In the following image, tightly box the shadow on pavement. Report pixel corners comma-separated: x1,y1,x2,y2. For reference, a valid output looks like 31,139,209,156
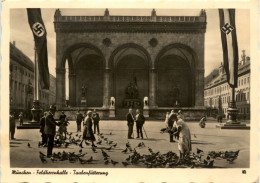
191,140,215,145
10,141,22,144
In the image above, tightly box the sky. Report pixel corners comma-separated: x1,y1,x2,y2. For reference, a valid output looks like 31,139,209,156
10,8,250,77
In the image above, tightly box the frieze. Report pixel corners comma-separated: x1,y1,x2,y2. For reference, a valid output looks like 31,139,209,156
54,22,206,33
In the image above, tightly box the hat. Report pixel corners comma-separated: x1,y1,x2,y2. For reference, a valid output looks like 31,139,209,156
87,110,92,115
49,105,56,111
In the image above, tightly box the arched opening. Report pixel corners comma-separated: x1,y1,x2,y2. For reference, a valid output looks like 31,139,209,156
157,55,192,107
75,54,104,107
155,43,197,107
115,54,149,108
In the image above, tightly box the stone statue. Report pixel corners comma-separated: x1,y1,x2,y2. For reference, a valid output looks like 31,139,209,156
81,84,87,98
144,96,148,106
125,77,139,99
110,97,115,107
172,82,180,106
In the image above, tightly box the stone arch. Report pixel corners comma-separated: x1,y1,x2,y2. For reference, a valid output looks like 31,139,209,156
60,43,106,74
155,43,198,107
108,43,152,69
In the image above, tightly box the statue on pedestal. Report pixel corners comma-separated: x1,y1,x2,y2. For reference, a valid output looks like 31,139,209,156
110,97,115,107
172,82,180,107
123,74,141,108
144,96,148,107
81,84,87,98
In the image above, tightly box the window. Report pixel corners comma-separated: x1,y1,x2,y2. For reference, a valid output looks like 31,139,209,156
10,64,13,72
248,77,250,84
238,80,240,86
241,79,243,85
244,78,246,84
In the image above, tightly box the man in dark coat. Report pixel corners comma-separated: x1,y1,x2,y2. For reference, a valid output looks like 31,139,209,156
18,112,23,126
76,110,84,132
126,108,135,139
44,105,60,158
135,109,145,139
9,112,16,140
92,109,101,135
168,110,177,142
40,112,47,146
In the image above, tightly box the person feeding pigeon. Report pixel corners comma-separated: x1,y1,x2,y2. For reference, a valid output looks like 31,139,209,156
173,115,192,164
79,110,96,148
58,111,69,139
44,105,60,158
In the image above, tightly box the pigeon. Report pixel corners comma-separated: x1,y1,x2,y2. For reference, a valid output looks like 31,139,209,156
104,138,108,141
106,146,112,151
100,135,104,139
40,155,47,163
126,142,130,148
206,155,210,160
112,143,117,148
79,144,83,148
79,149,83,154
104,159,110,165
27,143,31,148
122,161,130,167
197,148,203,154
39,151,46,157
227,157,237,163
101,150,110,158
75,134,78,137
85,141,90,146
65,142,69,148
50,157,57,162
126,155,131,161
208,160,214,167
110,132,112,135
108,141,113,145
78,157,87,164
122,148,128,153
111,159,119,165
92,147,97,153
97,140,102,145
194,134,197,138
148,147,153,154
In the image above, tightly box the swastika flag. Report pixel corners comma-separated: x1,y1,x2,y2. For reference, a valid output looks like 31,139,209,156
219,9,238,88
27,8,50,89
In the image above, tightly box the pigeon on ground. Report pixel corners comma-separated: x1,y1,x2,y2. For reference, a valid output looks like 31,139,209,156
101,149,110,158
92,147,97,153
97,140,102,145
194,134,197,138
197,148,203,154
39,151,46,157
112,143,117,148
27,143,31,148
104,159,110,165
122,161,130,167
106,146,112,151
110,132,112,135
79,149,82,154
111,159,119,165
122,148,128,153
40,155,47,163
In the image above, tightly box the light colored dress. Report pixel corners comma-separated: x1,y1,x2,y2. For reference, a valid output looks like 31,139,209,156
174,119,192,154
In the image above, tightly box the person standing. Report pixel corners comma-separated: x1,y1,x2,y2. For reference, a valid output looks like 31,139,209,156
40,112,47,146
75,110,84,132
79,111,96,147
135,109,145,139
9,112,16,140
18,112,23,126
58,111,69,139
168,110,177,142
92,109,100,135
173,115,192,164
126,108,135,139
44,105,60,158
199,116,206,128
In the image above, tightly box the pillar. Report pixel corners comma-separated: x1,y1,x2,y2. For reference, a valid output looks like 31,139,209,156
103,68,112,108
195,68,205,107
69,73,76,106
56,68,66,108
149,68,157,108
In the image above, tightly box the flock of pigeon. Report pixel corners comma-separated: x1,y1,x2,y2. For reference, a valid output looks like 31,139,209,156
36,131,240,168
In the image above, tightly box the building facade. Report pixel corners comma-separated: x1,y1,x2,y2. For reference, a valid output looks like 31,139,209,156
204,50,250,119
54,9,207,119
10,42,56,118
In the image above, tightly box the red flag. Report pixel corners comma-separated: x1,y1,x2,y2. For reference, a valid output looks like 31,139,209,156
219,9,239,88
27,8,50,89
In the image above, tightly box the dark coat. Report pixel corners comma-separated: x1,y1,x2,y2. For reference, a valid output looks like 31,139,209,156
168,113,177,126
9,115,15,131
127,113,134,126
92,112,100,124
83,117,95,141
44,112,59,136
76,112,84,124
40,116,46,133
135,114,145,126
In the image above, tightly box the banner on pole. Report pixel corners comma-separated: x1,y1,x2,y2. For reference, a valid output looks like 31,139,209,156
27,8,50,90
219,9,239,88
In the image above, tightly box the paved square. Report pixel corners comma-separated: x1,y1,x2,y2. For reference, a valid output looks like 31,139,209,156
10,120,250,168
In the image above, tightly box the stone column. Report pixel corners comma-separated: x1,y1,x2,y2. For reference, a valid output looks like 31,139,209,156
103,68,111,108
149,68,158,108
56,68,66,108
69,74,76,106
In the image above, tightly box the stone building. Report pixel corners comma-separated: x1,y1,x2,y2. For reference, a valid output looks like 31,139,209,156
204,50,250,119
54,9,207,120
9,42,56,118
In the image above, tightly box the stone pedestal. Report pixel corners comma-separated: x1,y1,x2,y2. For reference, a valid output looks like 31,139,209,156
143,106,149,118
17,100,42,129
81,97,87,107
216,101,250,130
109,106,115,118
